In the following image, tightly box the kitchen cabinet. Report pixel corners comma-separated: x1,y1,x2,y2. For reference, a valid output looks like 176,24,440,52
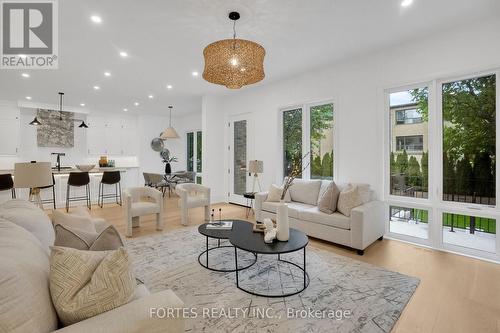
87,114,138,156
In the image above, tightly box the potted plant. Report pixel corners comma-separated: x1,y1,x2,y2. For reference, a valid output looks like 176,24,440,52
160,149,178,174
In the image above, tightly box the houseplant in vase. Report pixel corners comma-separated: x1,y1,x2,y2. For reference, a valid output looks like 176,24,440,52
160,149,178,174
277,152,310,241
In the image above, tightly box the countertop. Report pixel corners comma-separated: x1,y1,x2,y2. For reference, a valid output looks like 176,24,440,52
0,166,138,175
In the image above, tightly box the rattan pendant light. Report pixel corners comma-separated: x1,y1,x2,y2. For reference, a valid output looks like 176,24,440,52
203,11,265,89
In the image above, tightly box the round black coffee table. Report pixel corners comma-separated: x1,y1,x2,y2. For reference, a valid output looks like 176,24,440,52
198,220,257,272
229,221,309,297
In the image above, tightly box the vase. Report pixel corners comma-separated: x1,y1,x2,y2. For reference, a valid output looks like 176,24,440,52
165,163,172,175
276,200,290,241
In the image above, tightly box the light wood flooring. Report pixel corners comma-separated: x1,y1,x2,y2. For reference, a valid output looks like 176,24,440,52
67,195,500,333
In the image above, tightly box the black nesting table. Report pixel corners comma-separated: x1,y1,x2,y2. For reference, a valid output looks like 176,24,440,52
229,221,309,298
198,220,257,272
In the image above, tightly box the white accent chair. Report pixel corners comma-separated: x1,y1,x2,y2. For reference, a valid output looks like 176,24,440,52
175,183,210,226
123,187,164,237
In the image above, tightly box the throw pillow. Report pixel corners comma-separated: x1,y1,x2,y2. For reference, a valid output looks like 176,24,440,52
49,246,136,326
266,184,291,202
337,184,363,217
54,224,124,251
318,181,340,214
52,209,96,233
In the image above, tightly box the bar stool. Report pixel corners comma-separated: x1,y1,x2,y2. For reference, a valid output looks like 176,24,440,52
34,174,56,209
66,172,91,212
98,171,122,208
0,174,16,199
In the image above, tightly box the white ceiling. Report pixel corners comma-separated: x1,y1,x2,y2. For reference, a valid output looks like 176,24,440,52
0,0,499,116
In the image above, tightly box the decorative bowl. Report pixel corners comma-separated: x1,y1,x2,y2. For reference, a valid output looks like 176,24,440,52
75,164,95,172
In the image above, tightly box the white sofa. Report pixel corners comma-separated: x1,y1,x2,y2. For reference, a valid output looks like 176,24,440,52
0,199,184,333
255,180,385,254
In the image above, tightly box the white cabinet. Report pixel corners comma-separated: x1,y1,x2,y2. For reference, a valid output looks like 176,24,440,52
86,114,137,156
0,105,20,156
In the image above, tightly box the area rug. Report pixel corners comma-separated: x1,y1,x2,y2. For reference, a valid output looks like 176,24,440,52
126,226,419,333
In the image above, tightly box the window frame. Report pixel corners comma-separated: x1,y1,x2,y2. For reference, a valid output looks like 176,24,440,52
383,69,500,262
279,99,337,182
186,129,202,182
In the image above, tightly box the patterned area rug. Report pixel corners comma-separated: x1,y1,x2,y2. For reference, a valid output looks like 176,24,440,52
126,226,419,333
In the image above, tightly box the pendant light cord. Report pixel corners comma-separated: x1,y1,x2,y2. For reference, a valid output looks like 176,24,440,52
232,19,237,50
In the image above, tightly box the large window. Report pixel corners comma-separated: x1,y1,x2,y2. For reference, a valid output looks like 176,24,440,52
282,102,334,180
387,71,499,260
389,87,429,199
187,130,202,184
442,75,496,206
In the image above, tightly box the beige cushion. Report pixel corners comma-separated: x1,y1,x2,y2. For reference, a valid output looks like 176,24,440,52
72,206,109,231
0,199,55,253
337,184,363,217
288,179,322,205
0,219,58,332
299,207,351,230
50,246,136,326
261,201,315,218
54,224,124,251
266,184,291,202
131,202,160,217
53,209,97,233
317,181,340,214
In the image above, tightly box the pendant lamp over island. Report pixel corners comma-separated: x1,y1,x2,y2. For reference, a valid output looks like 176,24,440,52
160,105,180,139
28,92,89,128
202,11,265,89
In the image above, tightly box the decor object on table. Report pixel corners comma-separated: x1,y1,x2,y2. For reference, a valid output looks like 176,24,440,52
99,155,108,167
49,247,137,326
0,203,185,333
202,11,265,89
160,149,178,174
14,162,53,209
123,187,164,237
160,105,180,139
176,183,210,226
255,179,384,255
75,164,95,172
263,218,277,243
276,152,311,242
248,160,263,192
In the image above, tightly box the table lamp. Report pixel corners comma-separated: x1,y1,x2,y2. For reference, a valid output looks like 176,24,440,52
14,162,52,208
248,160,264,192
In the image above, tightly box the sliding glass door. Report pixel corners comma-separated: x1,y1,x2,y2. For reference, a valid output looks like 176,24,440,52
386,70,500,260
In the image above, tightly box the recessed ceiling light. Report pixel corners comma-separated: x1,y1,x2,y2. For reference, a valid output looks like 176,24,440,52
80,103,86,107
192,71,199,77
104,71,111,77
21,73,30,78
401,0,413,7
123,108,128,112
166,84,173,90
134,102,139,106
93,85,100,90
90,15,102,24
148,94,154,99
119,51,128,58
25,96,32,100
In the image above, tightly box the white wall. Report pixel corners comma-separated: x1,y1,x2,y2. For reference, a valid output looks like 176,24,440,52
137,111,201,182
203,17,500,201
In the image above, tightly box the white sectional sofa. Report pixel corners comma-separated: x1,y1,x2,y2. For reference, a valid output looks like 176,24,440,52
255,180,385,254
0,199,184,333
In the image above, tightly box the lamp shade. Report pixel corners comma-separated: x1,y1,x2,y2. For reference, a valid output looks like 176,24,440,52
160,127,180,139
14,162,52,188
248,160,263,174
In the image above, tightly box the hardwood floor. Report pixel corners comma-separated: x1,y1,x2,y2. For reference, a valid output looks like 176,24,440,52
73,196,500,333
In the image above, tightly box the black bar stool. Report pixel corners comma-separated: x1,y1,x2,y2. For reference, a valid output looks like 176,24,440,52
66,172,91,212
34,174,56,209
0,174,16,199
98,171,122,208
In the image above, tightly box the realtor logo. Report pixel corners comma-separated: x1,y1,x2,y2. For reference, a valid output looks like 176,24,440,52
1,0,58,69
